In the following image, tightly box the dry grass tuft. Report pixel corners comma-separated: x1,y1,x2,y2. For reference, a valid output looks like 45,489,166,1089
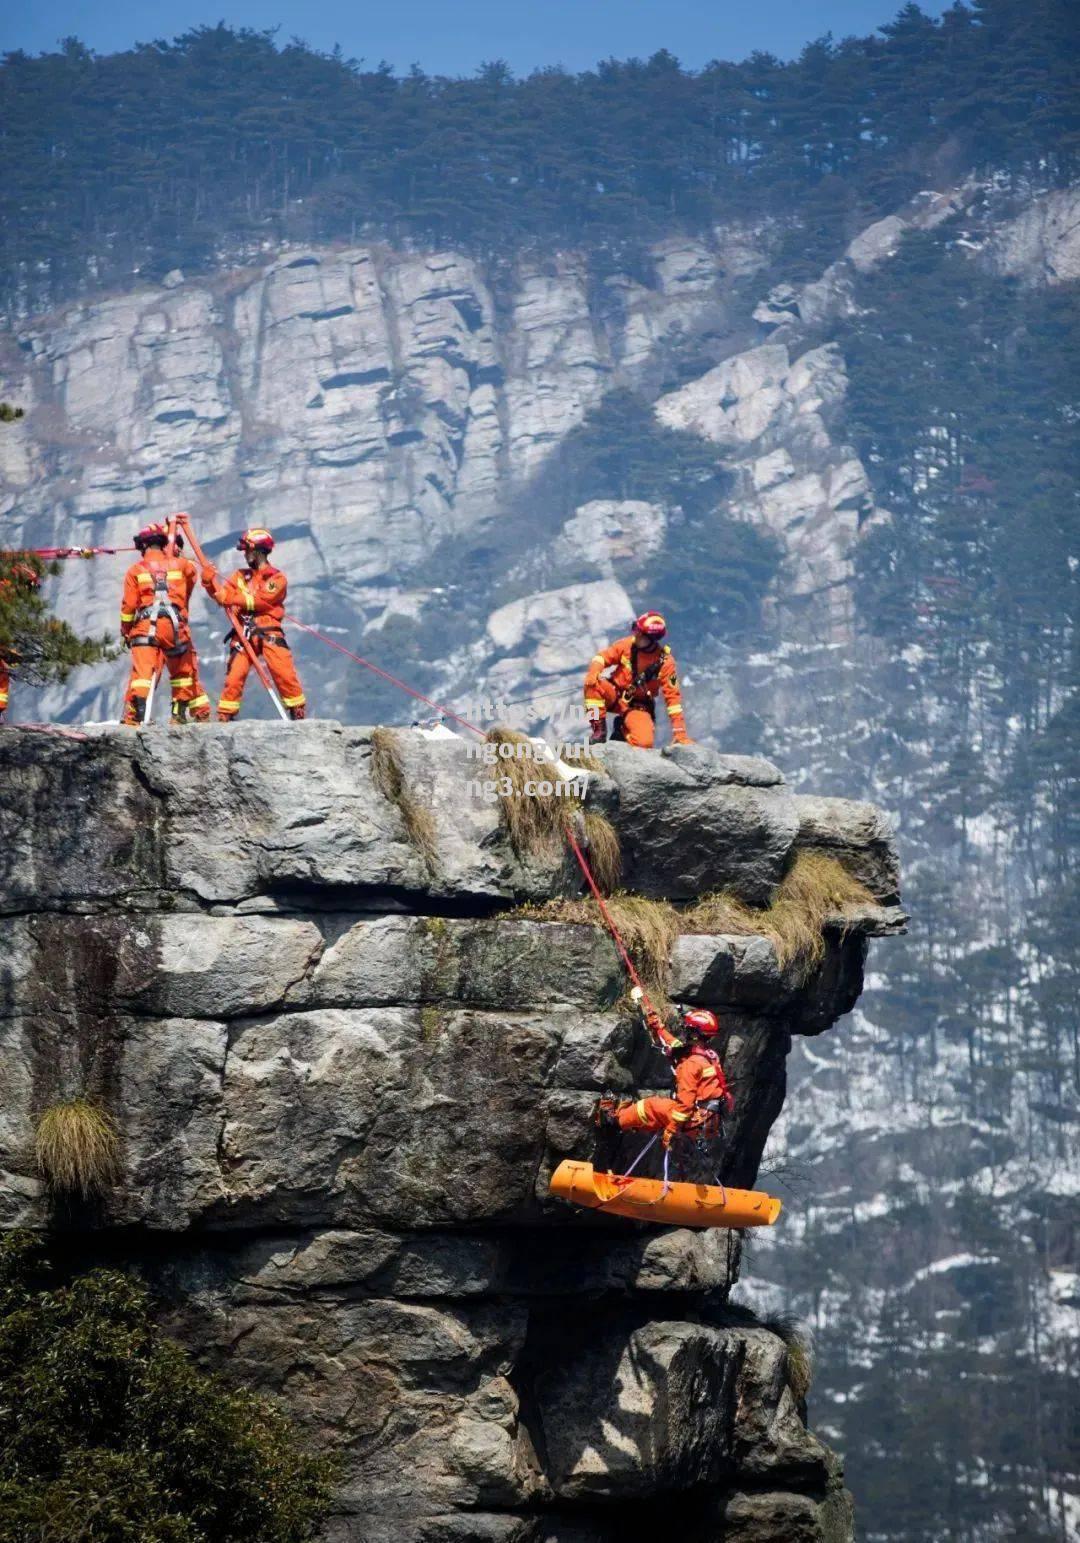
683,850,875,981
371,727,439,872
34,1099,120,1197
485,726,580,860
784,1338,813,1403
581,810,622,894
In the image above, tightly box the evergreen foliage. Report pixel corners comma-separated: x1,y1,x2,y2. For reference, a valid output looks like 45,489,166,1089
2,0,1077,312
0,1234,335,1542
0,551,112,690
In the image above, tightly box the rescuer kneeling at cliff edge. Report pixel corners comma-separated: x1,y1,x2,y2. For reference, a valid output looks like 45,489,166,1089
200,527,307,720
594,988,733,1147
583,610,691,747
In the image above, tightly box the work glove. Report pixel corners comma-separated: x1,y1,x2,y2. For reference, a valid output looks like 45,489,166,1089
629,985,643,1004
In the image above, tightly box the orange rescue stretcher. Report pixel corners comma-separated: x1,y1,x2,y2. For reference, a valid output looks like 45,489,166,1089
549,1159,782,1230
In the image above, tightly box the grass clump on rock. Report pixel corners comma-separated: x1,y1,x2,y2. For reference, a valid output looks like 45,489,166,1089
0,1232,335,1542
34,1099,120,1198
683,850,876,981
371,727,439,873
525,851,876,995
485,727,621,890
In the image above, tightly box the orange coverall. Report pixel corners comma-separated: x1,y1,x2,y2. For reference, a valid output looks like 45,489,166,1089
202,563,306,719
0,658,9,720
584,635,689,748
119,552,210,724
616,1011,732,1140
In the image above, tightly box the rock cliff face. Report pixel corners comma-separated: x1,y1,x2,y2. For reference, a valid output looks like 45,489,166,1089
0,723,902,1541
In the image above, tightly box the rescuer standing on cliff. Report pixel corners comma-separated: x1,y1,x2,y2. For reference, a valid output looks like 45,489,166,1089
119,524,211,726
200,527,307,720
583,611,691,748
594,988,733,1146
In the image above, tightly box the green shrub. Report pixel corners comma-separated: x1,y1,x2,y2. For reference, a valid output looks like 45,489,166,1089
0,1233,335,1543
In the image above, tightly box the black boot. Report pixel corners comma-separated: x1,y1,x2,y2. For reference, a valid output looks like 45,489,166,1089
592,1094,620,1129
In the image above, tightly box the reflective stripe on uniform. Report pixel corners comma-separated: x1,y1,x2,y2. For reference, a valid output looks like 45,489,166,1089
170,676,193,688
584,697,605,708
670,1109,690,1122
635,1099,648,1122
668,704,684,714
217,700,241,714
166,570,183,580
130,677,154,695
590,654,605,664
137,572,154,584
281,694,306,707
120,611,136,622
189,694,210,709
700,1065,717,1078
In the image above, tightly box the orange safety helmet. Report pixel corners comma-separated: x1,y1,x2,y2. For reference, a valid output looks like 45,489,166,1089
237,526,275,554
682,1008,721,1038
134,522,183,551
633,610,667,640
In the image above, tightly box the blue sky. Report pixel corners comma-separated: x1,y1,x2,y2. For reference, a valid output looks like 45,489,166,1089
2,0,949,74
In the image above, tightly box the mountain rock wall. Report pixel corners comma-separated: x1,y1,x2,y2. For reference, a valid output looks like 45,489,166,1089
0,724,902,1541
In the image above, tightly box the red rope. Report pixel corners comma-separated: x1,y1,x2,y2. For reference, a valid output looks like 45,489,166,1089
286,610,653,1008
562,819,655,1015
4,545,137,559
285,614,485,738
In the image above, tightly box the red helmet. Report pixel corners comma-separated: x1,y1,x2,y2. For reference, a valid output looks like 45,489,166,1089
633,610,667,641
134,522,183,551
237,526,274,554
682,1008,720,1038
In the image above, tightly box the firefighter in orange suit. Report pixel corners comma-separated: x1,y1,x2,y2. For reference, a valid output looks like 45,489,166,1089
595,995,733,1147
200,527,307,720
120,525,211,725
583,610,691,748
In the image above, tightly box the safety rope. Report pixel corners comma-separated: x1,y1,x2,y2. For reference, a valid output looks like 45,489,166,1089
9,545,138,559
285,610,656,1013
284,614,485,738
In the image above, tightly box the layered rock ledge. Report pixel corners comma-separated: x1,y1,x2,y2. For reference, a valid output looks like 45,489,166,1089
0,723,903,1542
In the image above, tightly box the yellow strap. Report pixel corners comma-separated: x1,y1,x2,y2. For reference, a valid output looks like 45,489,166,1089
237,576,255,612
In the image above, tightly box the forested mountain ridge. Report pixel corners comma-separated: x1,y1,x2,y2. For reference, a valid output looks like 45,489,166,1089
1,0,1078,316
1,5,1078,1539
